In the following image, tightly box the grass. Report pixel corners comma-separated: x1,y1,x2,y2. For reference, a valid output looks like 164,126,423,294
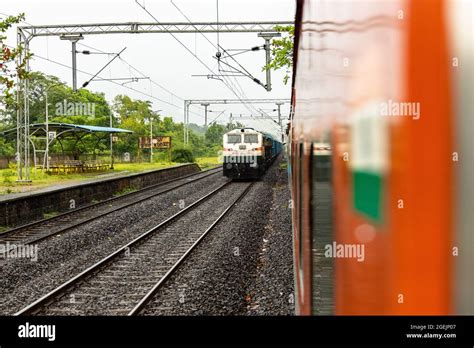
0,168,95,195
0,162,175,196
112,162,177,172
113,187,138,197
0,157,219,196
43,211,59,219
279,161,288,170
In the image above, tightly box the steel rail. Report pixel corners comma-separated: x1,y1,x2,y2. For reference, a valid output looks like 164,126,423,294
0,167,221,246
128,182,254,315
15,180,231,316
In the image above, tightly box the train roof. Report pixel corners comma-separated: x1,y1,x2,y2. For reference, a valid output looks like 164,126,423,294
225,127,257,134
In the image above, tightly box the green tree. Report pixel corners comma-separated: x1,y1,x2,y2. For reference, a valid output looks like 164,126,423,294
159,116,176,133
1,13,32,156
205,123,226,145
113,95,163,161
26,72,111,126
27,72,113,157
264,25,294,85
0,137,14,156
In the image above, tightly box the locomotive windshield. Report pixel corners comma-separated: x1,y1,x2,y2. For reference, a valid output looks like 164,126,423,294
227,134,241,144
244,134,259,144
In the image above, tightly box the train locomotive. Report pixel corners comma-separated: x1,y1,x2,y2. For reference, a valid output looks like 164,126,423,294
222,128,282,179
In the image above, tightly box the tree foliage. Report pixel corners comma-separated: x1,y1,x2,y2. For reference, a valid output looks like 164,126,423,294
27,72,111,125
171,147,195,163
0,70,246,162
0,14,250,163
265,25,294,85
0,13,32,110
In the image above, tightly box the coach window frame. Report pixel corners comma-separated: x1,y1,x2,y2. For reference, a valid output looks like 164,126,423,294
243,134,259,144
227,134,242,144
298,142,305,294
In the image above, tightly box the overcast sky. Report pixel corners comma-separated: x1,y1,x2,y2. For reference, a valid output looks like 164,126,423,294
1,0,295,137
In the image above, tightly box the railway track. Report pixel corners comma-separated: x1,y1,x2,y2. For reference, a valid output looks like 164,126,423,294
15,181,253,315
0,167,221,247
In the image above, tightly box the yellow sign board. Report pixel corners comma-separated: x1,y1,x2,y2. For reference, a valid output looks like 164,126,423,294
139,136,172,149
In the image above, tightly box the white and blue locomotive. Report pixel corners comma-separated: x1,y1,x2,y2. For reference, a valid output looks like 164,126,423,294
222,128,282,179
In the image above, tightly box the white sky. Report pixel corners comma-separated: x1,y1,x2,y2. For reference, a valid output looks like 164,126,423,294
1,0,295,137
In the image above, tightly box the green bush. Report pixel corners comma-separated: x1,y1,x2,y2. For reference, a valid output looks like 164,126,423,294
2,163,16,185
171,147,195,163
153,151,171,163
2,171,13,185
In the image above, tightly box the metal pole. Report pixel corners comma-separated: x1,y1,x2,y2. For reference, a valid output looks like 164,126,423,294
16,31,22,180
72,40,78,92
45,92,49,171
183,101,187,144
258,32,280,92
43,82,62,171
264,37,271,92
276,102,284,142
110,111,114,169
201,103,210,127
185,103,190,145
24,75,28,180
150,116,153,163
24,38,31,181
60,35,83,92
276,103,282,125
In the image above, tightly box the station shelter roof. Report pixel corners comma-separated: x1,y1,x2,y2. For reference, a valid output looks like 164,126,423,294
0,123,133,137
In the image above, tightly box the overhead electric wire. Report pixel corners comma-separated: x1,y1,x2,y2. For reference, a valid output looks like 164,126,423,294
170,0,256,96
216,0,220,55
168,1,262,94
165,1,281,131
29,52,205,118
82,47,127,88
3,10,281,132
2,12,205,119
140,0,269,127
222,47,263,58
171,2,266,91
218,45,256,79
209,110,225,125
77,42,197,107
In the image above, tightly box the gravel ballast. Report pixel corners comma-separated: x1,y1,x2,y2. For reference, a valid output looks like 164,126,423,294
140,157,294,316
35,182,250,315
1,159,294,316
0,170,228,314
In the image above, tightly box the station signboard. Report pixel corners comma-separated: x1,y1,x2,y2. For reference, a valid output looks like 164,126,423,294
138,136,172,149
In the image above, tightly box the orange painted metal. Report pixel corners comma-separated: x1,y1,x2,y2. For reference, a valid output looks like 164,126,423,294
387,0,453,314
291,0,454,315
